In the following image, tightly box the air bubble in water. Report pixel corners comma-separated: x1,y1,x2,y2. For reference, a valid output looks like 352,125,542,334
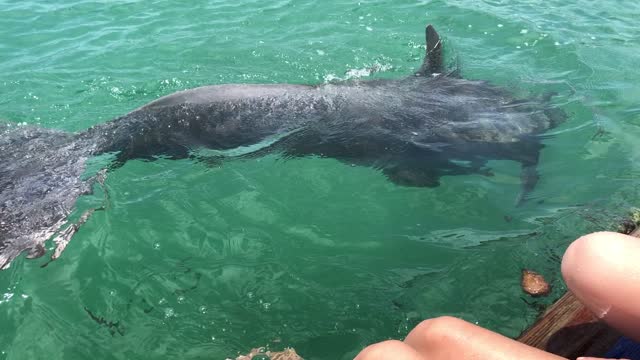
164,308,175,318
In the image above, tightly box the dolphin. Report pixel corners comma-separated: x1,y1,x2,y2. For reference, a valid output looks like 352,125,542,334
0,25,564,270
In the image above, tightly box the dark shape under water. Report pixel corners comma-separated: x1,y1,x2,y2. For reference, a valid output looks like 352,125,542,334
0,25,565,269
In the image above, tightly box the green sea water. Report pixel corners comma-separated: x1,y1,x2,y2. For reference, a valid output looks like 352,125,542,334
1,1,640,359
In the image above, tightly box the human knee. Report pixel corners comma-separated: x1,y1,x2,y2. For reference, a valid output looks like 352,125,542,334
354,340,414,360
561,231,625,291
407,316,470,345
562,231,607,269
561,231,640,341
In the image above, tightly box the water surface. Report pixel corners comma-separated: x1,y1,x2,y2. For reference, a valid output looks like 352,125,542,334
1,1,640,359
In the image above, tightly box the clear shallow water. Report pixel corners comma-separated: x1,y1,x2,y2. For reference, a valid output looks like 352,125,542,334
1,0,640,359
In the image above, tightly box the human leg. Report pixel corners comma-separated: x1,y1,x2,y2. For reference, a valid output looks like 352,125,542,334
355,316,565,360
562,231,640,342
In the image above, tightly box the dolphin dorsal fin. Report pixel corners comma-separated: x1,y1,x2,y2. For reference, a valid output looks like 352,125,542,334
416,24,443,76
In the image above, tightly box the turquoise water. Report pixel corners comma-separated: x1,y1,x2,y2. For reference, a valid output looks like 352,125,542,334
1,1,640,359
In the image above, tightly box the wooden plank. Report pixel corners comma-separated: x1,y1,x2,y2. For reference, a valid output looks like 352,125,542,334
517,291,620,359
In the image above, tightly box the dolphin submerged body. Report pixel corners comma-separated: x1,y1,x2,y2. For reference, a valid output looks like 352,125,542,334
0,25,564,269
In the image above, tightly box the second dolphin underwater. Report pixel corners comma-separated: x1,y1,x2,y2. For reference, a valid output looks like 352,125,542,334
0,25,565,269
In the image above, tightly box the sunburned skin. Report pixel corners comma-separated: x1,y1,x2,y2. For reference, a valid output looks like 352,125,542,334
0,25,565,269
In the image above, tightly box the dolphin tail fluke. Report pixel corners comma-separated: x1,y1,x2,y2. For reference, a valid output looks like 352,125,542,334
41,168,109,268
0,123,103,269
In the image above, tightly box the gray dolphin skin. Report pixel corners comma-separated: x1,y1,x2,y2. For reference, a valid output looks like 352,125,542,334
0,25,564,269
